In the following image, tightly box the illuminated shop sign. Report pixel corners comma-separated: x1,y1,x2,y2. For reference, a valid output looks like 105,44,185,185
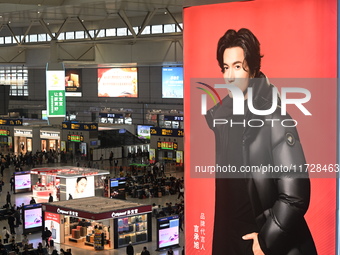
57,208,79,217
67,135,84,142
14,129,32,137
150,127,184,137
0,129,9,136
40,131,60,139
157,141,178,150
111,208,139,218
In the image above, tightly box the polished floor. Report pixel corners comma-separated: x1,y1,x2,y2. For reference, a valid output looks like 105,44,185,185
0,159,185,255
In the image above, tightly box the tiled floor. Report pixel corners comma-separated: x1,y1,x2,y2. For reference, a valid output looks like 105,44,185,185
0,159,185,255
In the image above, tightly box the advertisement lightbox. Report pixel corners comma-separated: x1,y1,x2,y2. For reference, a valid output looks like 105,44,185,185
66,175,94,200
44,212,60,243
109,177,126,200
137,125,153,140
184,0,336,254
65,69,82,97
157,215,180,250
23,203,43,234
14,171,31,193
46,70,66,117
162,67,183,98
98,68,138,97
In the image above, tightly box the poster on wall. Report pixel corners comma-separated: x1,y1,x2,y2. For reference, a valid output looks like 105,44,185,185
44,212,61,243
98,68,138,97
46,70,66,117
66,176,95,199
184,0,337,255
162,67,184,98
65,69,82,97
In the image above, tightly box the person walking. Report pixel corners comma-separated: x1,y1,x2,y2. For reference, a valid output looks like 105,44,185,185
126,241,134,255
48,193,53,202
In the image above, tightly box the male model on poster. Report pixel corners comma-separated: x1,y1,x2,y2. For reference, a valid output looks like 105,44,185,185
205,28,317,255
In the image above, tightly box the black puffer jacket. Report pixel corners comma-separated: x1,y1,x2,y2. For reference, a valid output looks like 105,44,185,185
206,73,317,255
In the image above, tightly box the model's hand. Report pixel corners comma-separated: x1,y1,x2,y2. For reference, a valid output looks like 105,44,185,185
242,232,265,255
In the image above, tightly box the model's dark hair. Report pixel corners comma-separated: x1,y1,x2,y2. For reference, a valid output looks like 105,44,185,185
76,176,87,183
217,28,263,77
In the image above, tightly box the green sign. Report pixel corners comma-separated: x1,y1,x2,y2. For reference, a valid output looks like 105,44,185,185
48,90,65,116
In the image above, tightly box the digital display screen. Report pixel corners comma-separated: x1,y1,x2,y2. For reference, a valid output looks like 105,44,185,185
24,208,42,229
98,68,138,97
109,177,126,200
137,125,153,140
157,215,180,249
14,172,31,193
65,69,82,97
162,67,183,98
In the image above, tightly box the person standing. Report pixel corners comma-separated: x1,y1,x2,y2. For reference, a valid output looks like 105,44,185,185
42,227,52,247
6,191,11,205
167,248,174,255
9,175,14,192
8,214,16,234
30,197,36,204
48,193,53,202
126,241,134,255
2,227,10,243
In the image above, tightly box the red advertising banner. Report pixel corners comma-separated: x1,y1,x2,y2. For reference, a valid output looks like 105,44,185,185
184,0,336,255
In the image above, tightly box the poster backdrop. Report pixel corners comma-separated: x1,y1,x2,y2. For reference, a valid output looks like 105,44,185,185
184,0,336,254
66,176,95,200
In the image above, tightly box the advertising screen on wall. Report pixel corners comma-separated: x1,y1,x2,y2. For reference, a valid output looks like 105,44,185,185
23,204,43,234
46,70,66,117
109,177,126,200
184,0,337,254
137,125,153,140
66,176,95,200
157,215,180,250
14,171,31,193
98,68,138,97
65,69,82,97
162,67,183,98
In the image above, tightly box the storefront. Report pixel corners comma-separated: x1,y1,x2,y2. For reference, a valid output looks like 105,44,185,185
30,167,109,201
40,128,60,152
14,128,34,154
43,197,152,250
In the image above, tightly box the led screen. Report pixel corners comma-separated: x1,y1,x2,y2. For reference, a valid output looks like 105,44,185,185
162,67,183,98
24,208,42,229
14,172,31,193
65,69,82,97
109,177,126,200
98,68,138,97
66,175,94,200
157,215,180,249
